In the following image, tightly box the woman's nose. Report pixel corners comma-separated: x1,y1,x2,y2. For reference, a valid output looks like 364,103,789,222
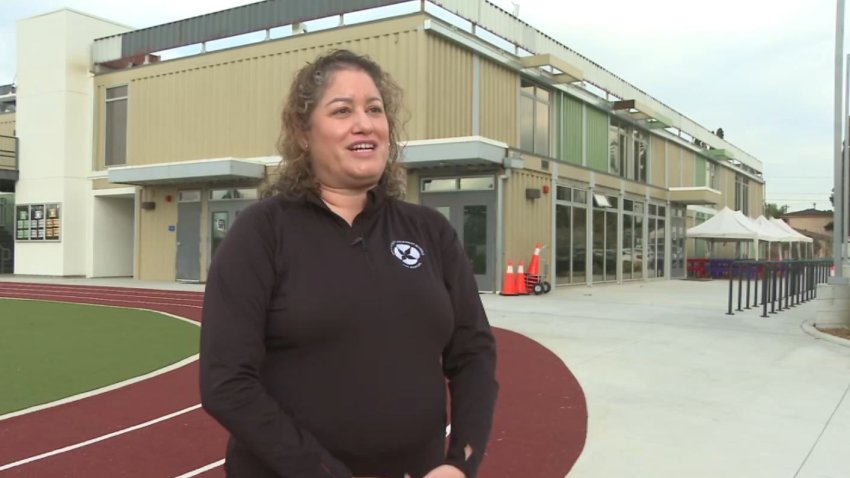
352,109,373,133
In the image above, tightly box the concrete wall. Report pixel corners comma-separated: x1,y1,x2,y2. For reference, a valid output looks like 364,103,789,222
90,192,134,277
15,10,128,276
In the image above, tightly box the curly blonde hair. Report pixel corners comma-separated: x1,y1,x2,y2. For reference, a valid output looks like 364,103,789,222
266,49,406,199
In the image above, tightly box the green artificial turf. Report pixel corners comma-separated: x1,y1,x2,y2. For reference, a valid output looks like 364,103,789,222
0,298,200,415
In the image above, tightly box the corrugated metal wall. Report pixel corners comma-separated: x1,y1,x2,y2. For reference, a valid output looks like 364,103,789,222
425,35,472,139
555,92,582,165
682,150,695,187
479,59,516,145
585,106,608,172
503,169,552,271
404,169,420,203
667,142,683,187
693,154,706,187
93,16,427,169
650,135,665,187
715,166,733,209
750,180,764,216
0,113,14,136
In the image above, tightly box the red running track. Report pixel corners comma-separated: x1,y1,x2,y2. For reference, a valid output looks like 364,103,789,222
0,282,586,477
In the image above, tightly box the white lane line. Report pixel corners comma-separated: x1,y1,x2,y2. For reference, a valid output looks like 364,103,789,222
173,459,226,478
0,354,199,421
0,292,202,309
0,404,203,471
0,283,203,297
0,285,204,303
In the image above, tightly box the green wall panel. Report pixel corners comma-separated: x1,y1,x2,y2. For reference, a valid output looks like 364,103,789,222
694,155,706,187
555,92,583,165
586,106,608,172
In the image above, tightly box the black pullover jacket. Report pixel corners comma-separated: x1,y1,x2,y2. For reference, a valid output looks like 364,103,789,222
200,187,498,478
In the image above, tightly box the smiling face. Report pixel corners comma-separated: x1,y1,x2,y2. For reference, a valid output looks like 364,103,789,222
304,68,390,192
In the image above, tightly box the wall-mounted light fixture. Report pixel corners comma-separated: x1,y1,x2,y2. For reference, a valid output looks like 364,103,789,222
141,201,156,210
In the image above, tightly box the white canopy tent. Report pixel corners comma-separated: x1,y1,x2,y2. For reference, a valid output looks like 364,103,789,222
686,208,816,260
686,207,765,259
754,215,797,259
770,217,815,258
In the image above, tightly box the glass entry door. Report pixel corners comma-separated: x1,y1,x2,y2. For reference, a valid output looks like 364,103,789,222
208,200,254,262
421,190,496,292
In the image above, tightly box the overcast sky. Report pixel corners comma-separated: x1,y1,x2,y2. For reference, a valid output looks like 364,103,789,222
0,0,841,211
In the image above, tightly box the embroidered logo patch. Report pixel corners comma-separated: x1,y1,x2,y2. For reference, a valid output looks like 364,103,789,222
390,240,424,269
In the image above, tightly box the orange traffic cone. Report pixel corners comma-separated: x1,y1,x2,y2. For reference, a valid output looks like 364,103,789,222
500,260,517,296
515,260,528,295
528,242,542,276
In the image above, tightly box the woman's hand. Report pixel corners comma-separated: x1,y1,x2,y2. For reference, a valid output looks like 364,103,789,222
417,464,466,478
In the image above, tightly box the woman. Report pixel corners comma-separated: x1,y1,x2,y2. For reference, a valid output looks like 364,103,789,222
200,49,498,478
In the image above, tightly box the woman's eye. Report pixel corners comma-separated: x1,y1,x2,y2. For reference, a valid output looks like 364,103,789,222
333,107,351,115
368,106,384,114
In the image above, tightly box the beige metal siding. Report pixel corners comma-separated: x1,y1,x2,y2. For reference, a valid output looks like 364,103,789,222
558,163,591,183
92,178,135,190
425,35,472,139
479,59,516,145
594,173,620,191
650,135,665,187
715,166,734,209
404,169,420,204
750,181,764,216
0,113,14,136
667,142,683,187
682,150,695,187
93,16,427,170
504,170,552,273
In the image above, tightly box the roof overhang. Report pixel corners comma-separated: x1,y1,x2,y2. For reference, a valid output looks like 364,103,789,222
108,158,266,186
519,53,583,84
401,136,510,169
707,148,737,163
0,168,18,181
611,99,672,128
670,186,722,206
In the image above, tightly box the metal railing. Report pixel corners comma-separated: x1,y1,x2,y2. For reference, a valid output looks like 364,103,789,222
724,260,833,317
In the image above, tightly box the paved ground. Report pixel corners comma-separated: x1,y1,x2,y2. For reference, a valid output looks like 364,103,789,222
4,275,850,477
484,279,850,478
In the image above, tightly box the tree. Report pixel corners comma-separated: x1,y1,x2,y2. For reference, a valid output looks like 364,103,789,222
827,188,834,231
763,202,789,219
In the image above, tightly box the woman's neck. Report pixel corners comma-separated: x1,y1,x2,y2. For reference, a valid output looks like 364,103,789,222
319,185,371,226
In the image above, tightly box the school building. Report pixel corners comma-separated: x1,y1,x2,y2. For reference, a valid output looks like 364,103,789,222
0,0,765,291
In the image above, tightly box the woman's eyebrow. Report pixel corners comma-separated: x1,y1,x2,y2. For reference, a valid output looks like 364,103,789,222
324,96,383,107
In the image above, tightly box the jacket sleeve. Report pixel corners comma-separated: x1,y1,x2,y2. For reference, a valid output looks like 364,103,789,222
437,217,499,478
199,203,351,478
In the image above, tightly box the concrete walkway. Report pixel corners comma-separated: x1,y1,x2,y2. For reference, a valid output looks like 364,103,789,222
484,279,850,478
3,275,849,477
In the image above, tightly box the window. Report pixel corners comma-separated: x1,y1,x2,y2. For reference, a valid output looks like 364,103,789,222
608,118,626,176
610,119,648,182
708,162,718,190
105,86,128,166
422,176,494,192
633,130,648,182
519,79,550,156
210,188,258,200
592,193,612,208
735,175,750,214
